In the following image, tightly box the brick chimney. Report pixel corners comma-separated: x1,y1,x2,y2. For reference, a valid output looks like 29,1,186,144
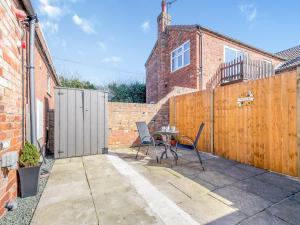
157,0,171,36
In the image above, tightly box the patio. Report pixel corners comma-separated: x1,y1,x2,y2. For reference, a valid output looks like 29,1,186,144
31,147,300,225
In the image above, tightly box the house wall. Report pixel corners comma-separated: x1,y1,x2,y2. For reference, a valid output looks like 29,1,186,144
201,31,283,89
146,43,160,103
146,27,284,103
146,28,199,104
0,0,57,218
34,45,56,144
0,0,24,217
165,29,199,94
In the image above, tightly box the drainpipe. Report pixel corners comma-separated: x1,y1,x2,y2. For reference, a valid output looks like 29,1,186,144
28,15,38,146
197,26,203,90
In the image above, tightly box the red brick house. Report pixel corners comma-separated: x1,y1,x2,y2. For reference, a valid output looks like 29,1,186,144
145,1,286,103
0,0,59,217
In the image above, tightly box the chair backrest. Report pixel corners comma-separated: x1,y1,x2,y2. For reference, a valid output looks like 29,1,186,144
136,122,151,143
194,122,205,147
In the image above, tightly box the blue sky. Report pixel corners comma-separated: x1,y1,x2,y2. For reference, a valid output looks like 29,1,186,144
33,0,300,86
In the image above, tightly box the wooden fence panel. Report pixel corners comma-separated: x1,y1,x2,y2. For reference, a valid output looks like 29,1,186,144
170,71,298,176
170,90,212,152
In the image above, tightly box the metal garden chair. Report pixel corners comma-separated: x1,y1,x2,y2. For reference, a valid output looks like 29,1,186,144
135,122,166,163
175,122,205,170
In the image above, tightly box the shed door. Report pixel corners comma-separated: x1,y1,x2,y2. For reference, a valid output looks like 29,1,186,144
55,88,108,159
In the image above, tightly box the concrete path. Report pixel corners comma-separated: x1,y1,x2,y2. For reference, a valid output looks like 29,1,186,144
31,149,300,225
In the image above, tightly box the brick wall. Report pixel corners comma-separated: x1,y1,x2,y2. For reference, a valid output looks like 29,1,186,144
0,0,57,218
0,0,24,217
109,87,196,148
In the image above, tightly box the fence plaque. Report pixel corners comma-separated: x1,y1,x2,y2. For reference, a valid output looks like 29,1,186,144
237,91,254,107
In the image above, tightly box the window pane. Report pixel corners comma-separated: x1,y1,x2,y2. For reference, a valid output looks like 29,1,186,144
172,51,177,58
184,42,190,51
224,47,237,63
184,50,190,65
178,55,183,67
172,58,176,71
177,47,183,54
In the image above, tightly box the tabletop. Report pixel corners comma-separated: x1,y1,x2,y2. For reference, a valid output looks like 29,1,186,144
156,130,179,135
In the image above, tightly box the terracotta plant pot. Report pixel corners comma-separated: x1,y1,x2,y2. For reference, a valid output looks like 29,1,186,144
170,140,177,146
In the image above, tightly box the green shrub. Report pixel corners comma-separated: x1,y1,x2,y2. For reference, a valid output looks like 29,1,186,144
19,141,40,167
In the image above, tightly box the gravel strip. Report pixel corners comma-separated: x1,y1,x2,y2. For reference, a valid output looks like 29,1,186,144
0,155,55,225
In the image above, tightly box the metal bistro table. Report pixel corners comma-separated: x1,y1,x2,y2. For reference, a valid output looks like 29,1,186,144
156,129,179,164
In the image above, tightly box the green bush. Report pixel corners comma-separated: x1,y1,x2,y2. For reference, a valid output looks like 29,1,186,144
19,141,40,167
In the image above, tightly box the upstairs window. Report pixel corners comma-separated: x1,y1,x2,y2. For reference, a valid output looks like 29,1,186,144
224,46,248,63
171,41,190,72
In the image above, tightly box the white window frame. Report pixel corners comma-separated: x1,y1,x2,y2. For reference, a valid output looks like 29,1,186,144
223,45,248,63
171,40,190,72
47,73,51,95
260,59,272,66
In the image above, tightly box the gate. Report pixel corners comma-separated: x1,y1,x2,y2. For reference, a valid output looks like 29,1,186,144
54,87,108,159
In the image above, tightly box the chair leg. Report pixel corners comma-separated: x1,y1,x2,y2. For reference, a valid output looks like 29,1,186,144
135,145,141,159
194,147,204,171
146,145,150,155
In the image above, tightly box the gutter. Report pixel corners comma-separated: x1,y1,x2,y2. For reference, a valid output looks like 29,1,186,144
21,0,60,86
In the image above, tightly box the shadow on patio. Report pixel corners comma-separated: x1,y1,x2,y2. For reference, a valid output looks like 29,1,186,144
112,147,300,225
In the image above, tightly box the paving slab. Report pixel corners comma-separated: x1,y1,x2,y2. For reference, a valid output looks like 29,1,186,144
195,170,237,188
235,163,267,175
82,155,164,225
178,194,246,225
221,166,255,180
255,172,300,193
269,193,300,225
31,158,98,225
202,158,238,171
210,186,272,216
239,211,290,225
233,177,292,203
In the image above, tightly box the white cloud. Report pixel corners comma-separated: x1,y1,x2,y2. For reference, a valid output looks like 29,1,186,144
141,21,150,33
97,41,106,51
102,56,122,65
72,14,95,34
40,21,59,34
239,4,257,22
38,0,62,18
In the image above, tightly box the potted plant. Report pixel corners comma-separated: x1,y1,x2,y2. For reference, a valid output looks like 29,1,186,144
170,135,178,146
18,141,41,198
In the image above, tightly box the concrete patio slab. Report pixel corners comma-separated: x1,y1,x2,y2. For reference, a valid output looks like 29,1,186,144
269,193,300,225
32,148,300,225
210,186,272,216
195,170,238,188
255,172,300,193
177,194,246,225
221,165,255,180
31,158,98,225
239,211,290,225
233,177,292,203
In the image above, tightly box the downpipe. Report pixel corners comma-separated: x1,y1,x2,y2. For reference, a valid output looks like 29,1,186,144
28,14,38,146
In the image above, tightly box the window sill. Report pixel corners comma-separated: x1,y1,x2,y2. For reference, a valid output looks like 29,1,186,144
171,63,190,73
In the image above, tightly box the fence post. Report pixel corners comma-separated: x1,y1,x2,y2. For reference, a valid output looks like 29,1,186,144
210,89,214,154
297,66,300,177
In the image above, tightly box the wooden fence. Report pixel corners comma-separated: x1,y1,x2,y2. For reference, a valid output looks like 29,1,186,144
170,69,299,177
